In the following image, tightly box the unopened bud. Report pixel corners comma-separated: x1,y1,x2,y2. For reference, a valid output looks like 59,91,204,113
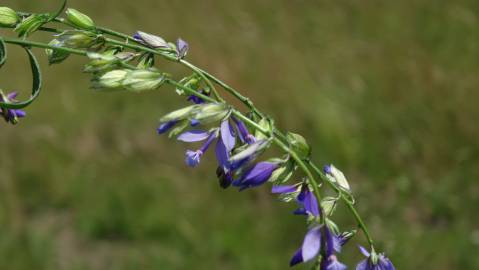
192,103,229,124
0,7,19,26
93,69,128,88
66,8,95,30
324,164,351,191
56,30,102,49
15,14,50,37
122,69,165,92
133,31,168,48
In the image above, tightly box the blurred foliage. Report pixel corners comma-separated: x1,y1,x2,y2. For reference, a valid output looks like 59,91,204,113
1,0,478,269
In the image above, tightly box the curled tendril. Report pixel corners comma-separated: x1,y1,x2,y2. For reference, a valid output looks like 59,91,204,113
0,38,42,110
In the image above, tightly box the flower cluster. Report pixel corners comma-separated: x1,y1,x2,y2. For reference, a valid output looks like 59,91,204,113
156,93,395,269
157,98,281,191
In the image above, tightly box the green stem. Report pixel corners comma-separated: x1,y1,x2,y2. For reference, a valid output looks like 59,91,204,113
2,37,87,56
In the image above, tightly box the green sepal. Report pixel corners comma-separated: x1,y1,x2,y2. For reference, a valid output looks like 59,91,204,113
320,197,338,217
268,157,296,184
46,39,70,65
255,117,273,140
15,14,50,37
137,53,155,69
325,218,340,235
159,105,199,123
168,119,189,138
192,103,229,124
175,74,200,96
286,132,311,160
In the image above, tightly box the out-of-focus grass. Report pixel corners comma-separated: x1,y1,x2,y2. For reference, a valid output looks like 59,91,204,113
0,0,478,269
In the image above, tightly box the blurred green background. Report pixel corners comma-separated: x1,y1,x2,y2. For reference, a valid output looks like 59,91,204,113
1,0,478,269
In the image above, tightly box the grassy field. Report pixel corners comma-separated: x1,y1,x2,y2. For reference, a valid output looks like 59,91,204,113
1,0,478,269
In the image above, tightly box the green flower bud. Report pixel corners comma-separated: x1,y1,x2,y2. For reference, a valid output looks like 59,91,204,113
192,103,229,124
121,69,165,92
324,164,351,192
84,52,136,73
65,8,95,30
15,14,50,37
56,30,103,49
159,105,199,123
93,69,128,89
0,7,19,26
320,197,338,216
255,118,273,140
46,39,70,65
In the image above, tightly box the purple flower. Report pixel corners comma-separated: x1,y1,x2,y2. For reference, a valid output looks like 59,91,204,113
294,186,320,217
232,116,256,144
0,91,26,125
271,185,299,194
177,119,238,170
272,183,320,217
232,161,279,190
176,38,189,59
356,246,395,270
178,130,218,167
290,224,345,268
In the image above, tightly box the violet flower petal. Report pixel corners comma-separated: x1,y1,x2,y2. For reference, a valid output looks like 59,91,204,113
157,120,178,134
355,259,369,270
7,91,18,100
289,248,303,267
304,190,320,217
358,246,370,257
326,257,347,270
236,161,278,187
215,138,230,170
271,185,297,194
14,110,26,118
301,226,322,262
177,130,210,142
220,120,236,152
